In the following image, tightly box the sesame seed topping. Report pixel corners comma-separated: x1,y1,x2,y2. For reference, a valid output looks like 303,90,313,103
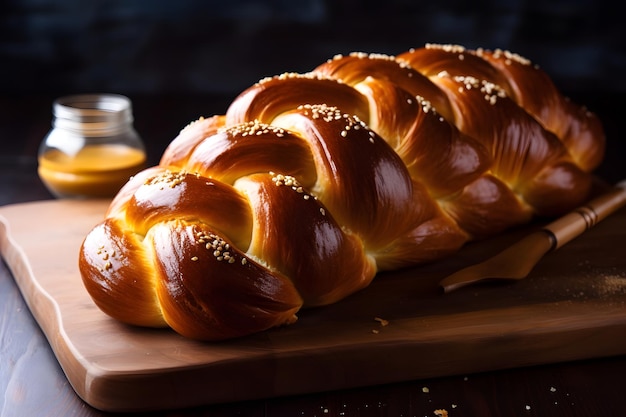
296,104,372,141
223,120,289,138
146,170,187,189
258,71,342,85
348,51,413,69
452,75,507,104
490,48,532,66
414,95,437,115
349,51,395,61
180,116,205,133
272,172,318,201
194,230,238,263
425,43,467,54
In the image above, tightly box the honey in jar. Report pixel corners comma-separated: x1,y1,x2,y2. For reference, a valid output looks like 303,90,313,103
38,94,146,199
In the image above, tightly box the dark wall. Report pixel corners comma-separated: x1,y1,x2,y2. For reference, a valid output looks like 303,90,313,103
1,0,624,98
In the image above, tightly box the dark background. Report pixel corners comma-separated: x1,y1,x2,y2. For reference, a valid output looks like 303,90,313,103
1,0,624,192
2,0,624,96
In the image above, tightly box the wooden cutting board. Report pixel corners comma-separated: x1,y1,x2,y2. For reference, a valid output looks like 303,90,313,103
1,199,626,412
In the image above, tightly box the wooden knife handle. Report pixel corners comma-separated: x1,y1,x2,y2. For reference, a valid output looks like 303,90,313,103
544,180,626,250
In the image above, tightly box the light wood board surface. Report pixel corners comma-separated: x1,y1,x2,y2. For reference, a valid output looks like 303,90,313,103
1,199,626,412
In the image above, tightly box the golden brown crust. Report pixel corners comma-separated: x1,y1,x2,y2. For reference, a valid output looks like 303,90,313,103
236,173,377,306
79,44,605,341
399,44,606,172
186,120,318,188
148,221,301,340
272,104,426,249
441,174,532,237
125,170,253,249
225,73,370,126
397,45,510,93
79,218,166,328
160,115,226,168
314,53,454,121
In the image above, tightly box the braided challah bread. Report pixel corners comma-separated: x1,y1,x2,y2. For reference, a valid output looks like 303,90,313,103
79,44,605,341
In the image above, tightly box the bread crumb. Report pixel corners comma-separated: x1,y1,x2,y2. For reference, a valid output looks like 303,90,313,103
372,317,389,333
434,409,448,416
374,317,389,326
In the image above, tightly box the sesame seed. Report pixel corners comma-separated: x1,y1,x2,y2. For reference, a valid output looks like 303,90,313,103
453,75,507,104
271,172,319,201
146,170,187,189
491,48,532,66
179,116,205,133
297,104,375,143
425,43,466,54
194,230,238,263
349,51,397,62
223,120,289,138
191,256,198,261
415,95,436,114
258,71,342,85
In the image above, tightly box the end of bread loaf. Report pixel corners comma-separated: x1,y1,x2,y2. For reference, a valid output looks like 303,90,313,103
80,171,304,341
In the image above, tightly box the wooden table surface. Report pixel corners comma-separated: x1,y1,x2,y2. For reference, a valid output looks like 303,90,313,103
2,93,626,417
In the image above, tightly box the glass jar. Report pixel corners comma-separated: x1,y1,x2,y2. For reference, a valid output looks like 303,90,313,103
38,94,147,199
